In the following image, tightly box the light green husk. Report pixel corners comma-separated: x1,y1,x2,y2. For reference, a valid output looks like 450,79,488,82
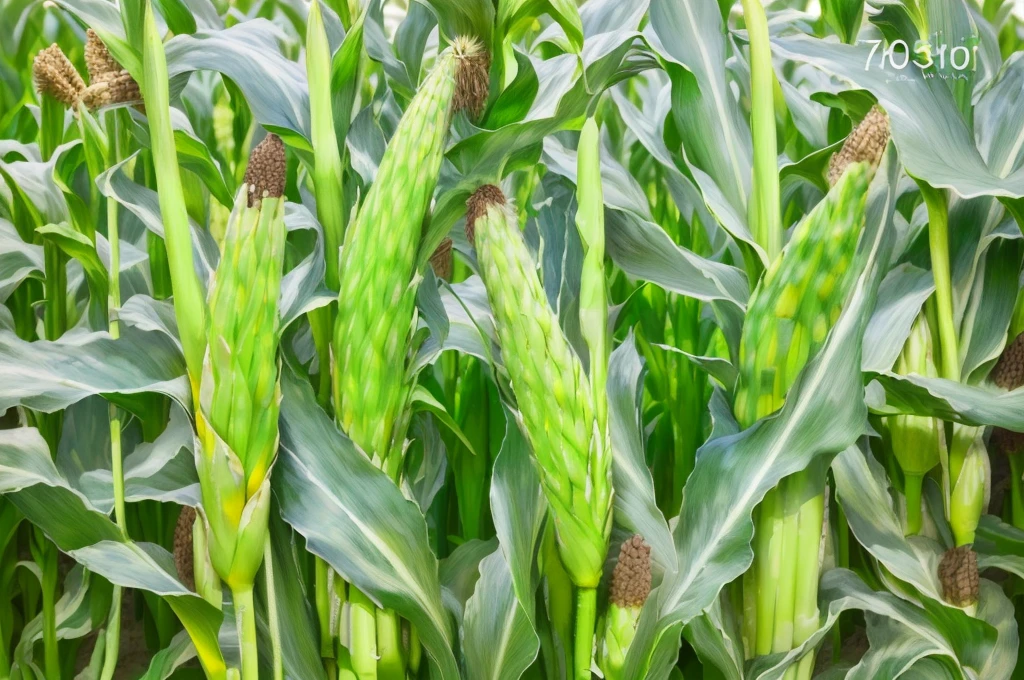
195,135,288,680
332,36,485,479
468,184,613,591
888,313,941,535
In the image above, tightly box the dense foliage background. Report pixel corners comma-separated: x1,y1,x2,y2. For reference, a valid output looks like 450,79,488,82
2,0,1024,678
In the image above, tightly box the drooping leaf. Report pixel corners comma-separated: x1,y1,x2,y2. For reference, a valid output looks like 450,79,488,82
274,369,459,679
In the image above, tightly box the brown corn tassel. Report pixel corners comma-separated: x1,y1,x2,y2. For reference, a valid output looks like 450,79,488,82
429,237,454,280
992,333,1024,391
33,44,85,108
938,545,979,608
81,29,142,110
243,134,287,208
828,105,890,187
173,505,197,591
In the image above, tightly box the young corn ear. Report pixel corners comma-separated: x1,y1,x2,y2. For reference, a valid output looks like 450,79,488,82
600,535,652,680
33,44,85,108
734,162,871,428
197,134,287,589
333,37,487,473
828,106,890,187
888,313,941,533
949,432,987,547
466,184,612,589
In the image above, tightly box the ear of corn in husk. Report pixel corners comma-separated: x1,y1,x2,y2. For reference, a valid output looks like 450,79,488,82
600,536,652,680
467,184,612,589
888,313,942,534
33,44,85,108
734,162,871,428
828,106,890,187
332,37,487,476
196,134,287,589
949,433,987,547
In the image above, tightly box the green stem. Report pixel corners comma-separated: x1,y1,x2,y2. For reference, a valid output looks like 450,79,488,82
904,473,924,535
407,624,422,677
1010,455,1024,530
99,587,122,680
755,489,782,655
39,95,62,161
264,538,284,680
41,539,59,680
44,242,67,342
574,587,597,680
349,586,378,680
771,481,799,654
315,557,334,659
99,112,126,680
918,182,959,382
792,490,824,680
141,0,207,382
309,308,334,410
740,0,782,261
375,608,404,679
232,585,259,680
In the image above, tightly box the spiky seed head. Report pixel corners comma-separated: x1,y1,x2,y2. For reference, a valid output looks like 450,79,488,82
466,184,506,246
609,535,652,609
81,71,142,110
84,29,121,84
430,237,454,280
991,427,1024,457
451,36,490,121
828,105,890,187
938,545,979,608
243,134,287,207
33,44,85,108
173,506,197,591
992,333,1024,390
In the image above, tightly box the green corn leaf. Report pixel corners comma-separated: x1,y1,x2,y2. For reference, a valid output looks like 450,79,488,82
275,369,459,679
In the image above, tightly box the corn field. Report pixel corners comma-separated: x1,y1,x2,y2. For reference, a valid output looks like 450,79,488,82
1,0,1024,678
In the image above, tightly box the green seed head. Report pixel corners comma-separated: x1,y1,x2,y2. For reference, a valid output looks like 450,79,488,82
334,39,479,467
734,163,870,427
468,184,612,588
196,138,288,587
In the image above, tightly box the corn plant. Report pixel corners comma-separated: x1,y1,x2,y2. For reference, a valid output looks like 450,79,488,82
2,0,1024,679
